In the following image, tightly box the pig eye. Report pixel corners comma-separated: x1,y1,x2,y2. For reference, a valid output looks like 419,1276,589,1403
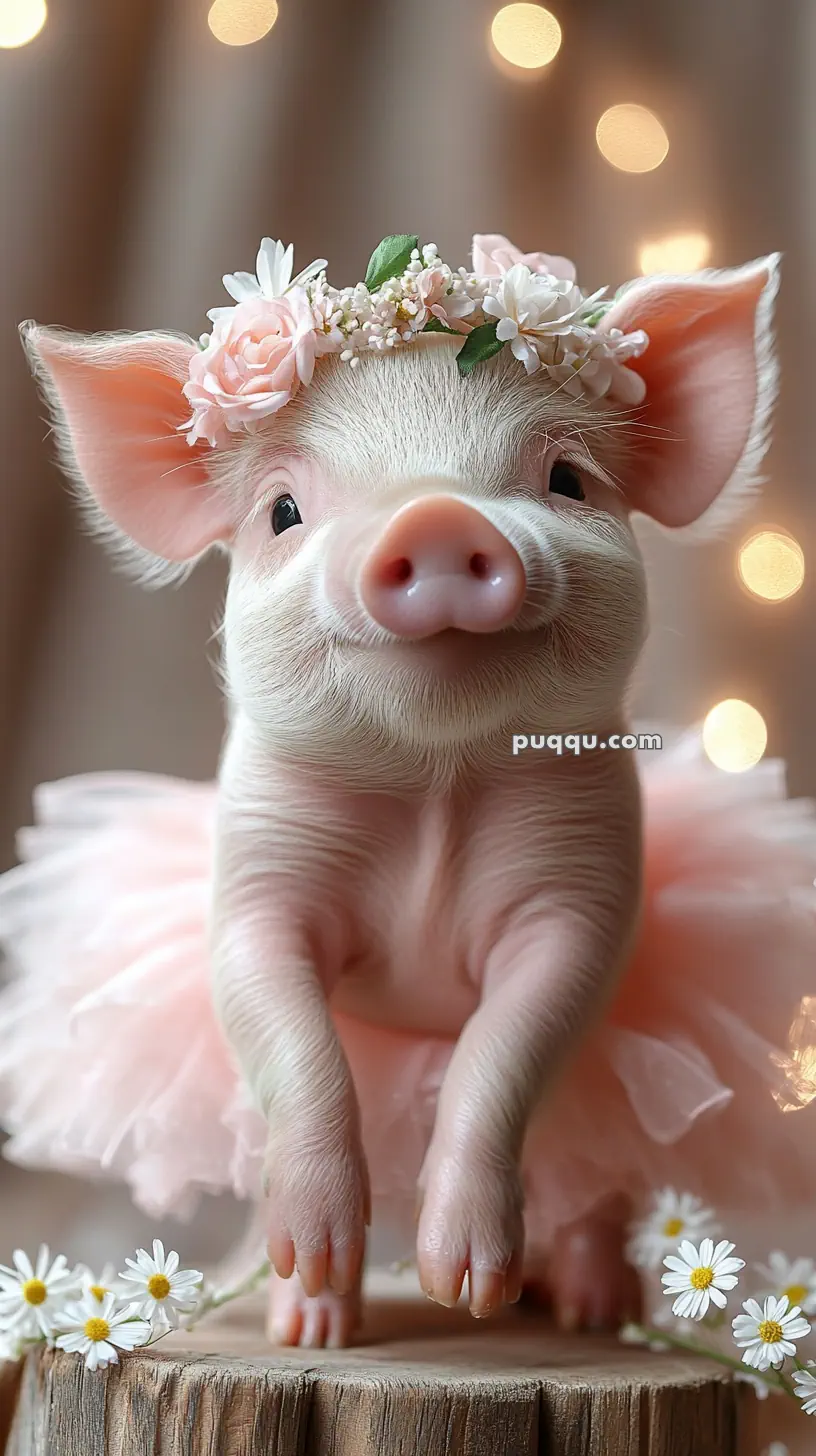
270,494,302,535
548,460,586,502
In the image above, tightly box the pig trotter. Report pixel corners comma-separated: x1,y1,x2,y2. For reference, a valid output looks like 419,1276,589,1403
416,1149,525,1317
266,1267,363,1348
524,1198,642,1332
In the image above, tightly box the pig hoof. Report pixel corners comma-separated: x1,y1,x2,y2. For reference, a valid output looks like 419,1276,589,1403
266,1268,362,1348
535,1204,642,1332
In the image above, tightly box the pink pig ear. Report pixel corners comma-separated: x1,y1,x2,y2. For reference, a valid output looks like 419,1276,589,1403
599,255,780,528
21,324,233,564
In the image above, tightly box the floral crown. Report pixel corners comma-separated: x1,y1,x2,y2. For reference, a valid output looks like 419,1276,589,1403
182,232,650,449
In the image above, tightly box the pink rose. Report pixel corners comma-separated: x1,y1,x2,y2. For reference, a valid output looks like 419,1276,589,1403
413,266,476,334
183,287,320,447
472,233,577,284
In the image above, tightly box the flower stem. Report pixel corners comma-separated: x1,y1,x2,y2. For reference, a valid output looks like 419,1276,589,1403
638,1326,794,1401
134,1260,272,1349
180,1259,271,1333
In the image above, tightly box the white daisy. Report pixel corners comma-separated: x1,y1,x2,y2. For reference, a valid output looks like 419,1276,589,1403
792,1360,816,1414
0,1246,80,1340
73,1262,129,1305
627,1189,721,1271
754,1251,816,1315
54,1292,151,1372
118,1241,202,1330
762,1445,790,1456
661,1237,744,1320
732,1294,811,1370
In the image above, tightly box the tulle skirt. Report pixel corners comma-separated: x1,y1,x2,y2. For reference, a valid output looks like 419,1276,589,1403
1,729,816,1248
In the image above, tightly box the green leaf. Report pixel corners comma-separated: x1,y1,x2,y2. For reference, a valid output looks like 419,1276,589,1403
455,320,506,376
364,234,419,291
422,317,459,335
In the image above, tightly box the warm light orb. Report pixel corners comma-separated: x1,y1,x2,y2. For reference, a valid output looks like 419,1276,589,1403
0,0,46,47
638,231,711,275
207,0,278,46
738,528,805,602
702,699,767,773
490,4,562,70
595,104,669,173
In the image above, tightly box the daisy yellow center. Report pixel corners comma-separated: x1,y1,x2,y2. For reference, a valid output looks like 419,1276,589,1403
84,1317,110,1343
88,1285,107,1303
662,1218,684,1238
785,1284,808,1306
148,1274,171,1301
690,1265,714,1291
758,1319,784,1344
21,1279,47,1306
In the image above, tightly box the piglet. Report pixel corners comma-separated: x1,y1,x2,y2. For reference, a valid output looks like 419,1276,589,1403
3,243,786,1348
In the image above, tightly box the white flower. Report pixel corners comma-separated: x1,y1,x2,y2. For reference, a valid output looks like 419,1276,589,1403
732,1294,811,1370
73,1262,129,1304
54,1293,152,1371
118,1241,202,1330
793,1360,816,1414
483,264,588,375
618,1322,649,1345
627,1189,721,1272
754,1251,816,1315
661,1237,744,1320
209,237,327,321
0,1247,80,1340
762,1444,790,1455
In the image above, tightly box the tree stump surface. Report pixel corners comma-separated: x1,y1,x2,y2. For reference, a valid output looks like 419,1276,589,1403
0,1290,758,1456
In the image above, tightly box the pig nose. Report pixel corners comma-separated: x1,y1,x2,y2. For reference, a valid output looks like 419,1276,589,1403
358,496,526,638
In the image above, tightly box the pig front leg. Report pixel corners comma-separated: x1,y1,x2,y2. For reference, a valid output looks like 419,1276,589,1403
417,901,639,1320
211,906,370,1310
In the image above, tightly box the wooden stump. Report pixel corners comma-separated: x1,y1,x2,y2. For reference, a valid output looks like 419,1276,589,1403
0,1292,758,1455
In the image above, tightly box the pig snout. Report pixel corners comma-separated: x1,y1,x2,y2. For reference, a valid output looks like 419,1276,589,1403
355,496,526,639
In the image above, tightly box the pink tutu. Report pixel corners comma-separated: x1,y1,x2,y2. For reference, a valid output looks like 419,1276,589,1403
1,730,816,1246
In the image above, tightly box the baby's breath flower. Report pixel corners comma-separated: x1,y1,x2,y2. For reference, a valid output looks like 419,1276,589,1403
732,1294,811,1371
661,1238,744,1321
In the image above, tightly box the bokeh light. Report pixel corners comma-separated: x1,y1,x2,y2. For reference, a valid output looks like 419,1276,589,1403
702,699,767,773
0,0,46,48
595,104,669,173
738,528,805,602
490,4,562,70
207,0,278,46
638,231,711,275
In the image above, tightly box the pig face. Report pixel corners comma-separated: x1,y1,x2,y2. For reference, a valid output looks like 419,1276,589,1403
219,337,648,769
22,251,779,781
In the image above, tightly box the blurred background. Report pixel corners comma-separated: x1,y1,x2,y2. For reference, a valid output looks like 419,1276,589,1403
0,0,813,1444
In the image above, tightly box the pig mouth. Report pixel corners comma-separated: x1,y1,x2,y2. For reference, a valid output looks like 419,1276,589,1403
342,624,547,675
